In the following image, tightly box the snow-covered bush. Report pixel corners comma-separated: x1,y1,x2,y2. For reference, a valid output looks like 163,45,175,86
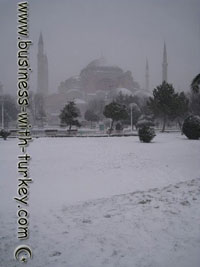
137,119,154,128
138,126,156,143
182,115,200,140
136,115,154,128
0,129,10,140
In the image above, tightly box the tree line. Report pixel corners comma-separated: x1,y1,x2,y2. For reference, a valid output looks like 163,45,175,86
0,74,200,133
60,74,200,134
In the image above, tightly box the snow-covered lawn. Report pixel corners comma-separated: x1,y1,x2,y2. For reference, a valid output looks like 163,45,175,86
0,133,200,266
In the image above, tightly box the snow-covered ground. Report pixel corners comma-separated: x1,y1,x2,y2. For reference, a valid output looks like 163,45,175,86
0,133,200,266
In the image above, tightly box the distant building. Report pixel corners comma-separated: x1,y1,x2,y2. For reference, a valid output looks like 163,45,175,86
45,58,140,125
79,58,140,94
44,44,168,126
37,33,48,96
59,57,140,96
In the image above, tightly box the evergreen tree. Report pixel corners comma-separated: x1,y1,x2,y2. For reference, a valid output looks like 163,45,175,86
115,93,142,128
191,73,200,94
147,81,178,132
190,74,200,116
103,102,128,134
190,93,200,116
59,101,81,133
173,92,189,129
115,92,135,106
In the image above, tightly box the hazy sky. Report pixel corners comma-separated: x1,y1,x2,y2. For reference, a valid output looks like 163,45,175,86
0,0,199,95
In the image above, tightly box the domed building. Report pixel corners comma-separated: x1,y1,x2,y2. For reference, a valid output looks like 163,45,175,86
34,36,171,127
79,58,139,94
45,58,141,125
58,57,140,97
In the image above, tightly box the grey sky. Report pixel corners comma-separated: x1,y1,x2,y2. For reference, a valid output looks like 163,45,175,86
0,0,199,95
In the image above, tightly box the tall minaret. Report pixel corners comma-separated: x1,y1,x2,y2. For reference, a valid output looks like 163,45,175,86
162,42,168,82
145,58,149,91
37,32,48,96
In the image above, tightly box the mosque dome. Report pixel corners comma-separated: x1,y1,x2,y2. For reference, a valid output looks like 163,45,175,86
86,57,107,68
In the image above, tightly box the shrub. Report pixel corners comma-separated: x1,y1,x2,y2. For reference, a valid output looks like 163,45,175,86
0,129,10,140
182,115,200,140
136,115,154,128
137,119,155,128
138,126,156,143
115,122,123,131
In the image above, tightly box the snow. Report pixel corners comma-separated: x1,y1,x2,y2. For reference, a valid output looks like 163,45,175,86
74,98,87,105
133,90,152,98
0,133,200,266
29,133,200,206
115,87,134,96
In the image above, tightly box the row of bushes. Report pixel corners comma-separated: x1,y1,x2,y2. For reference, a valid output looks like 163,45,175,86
138,114,200,143
1,115,200,142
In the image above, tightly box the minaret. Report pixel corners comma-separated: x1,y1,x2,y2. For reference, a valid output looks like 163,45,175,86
162,42,168,82
38,32,44,55
0,82,3,94
37,32,48,96
145,58,149,91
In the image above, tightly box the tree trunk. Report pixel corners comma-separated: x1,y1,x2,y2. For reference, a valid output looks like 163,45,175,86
177,119,182,130
110,120,114,135
69,124,72,135
161,117,166,132
177,119,183,134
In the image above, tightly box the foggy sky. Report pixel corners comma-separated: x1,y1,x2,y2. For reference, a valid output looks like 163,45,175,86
0,0,199,95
